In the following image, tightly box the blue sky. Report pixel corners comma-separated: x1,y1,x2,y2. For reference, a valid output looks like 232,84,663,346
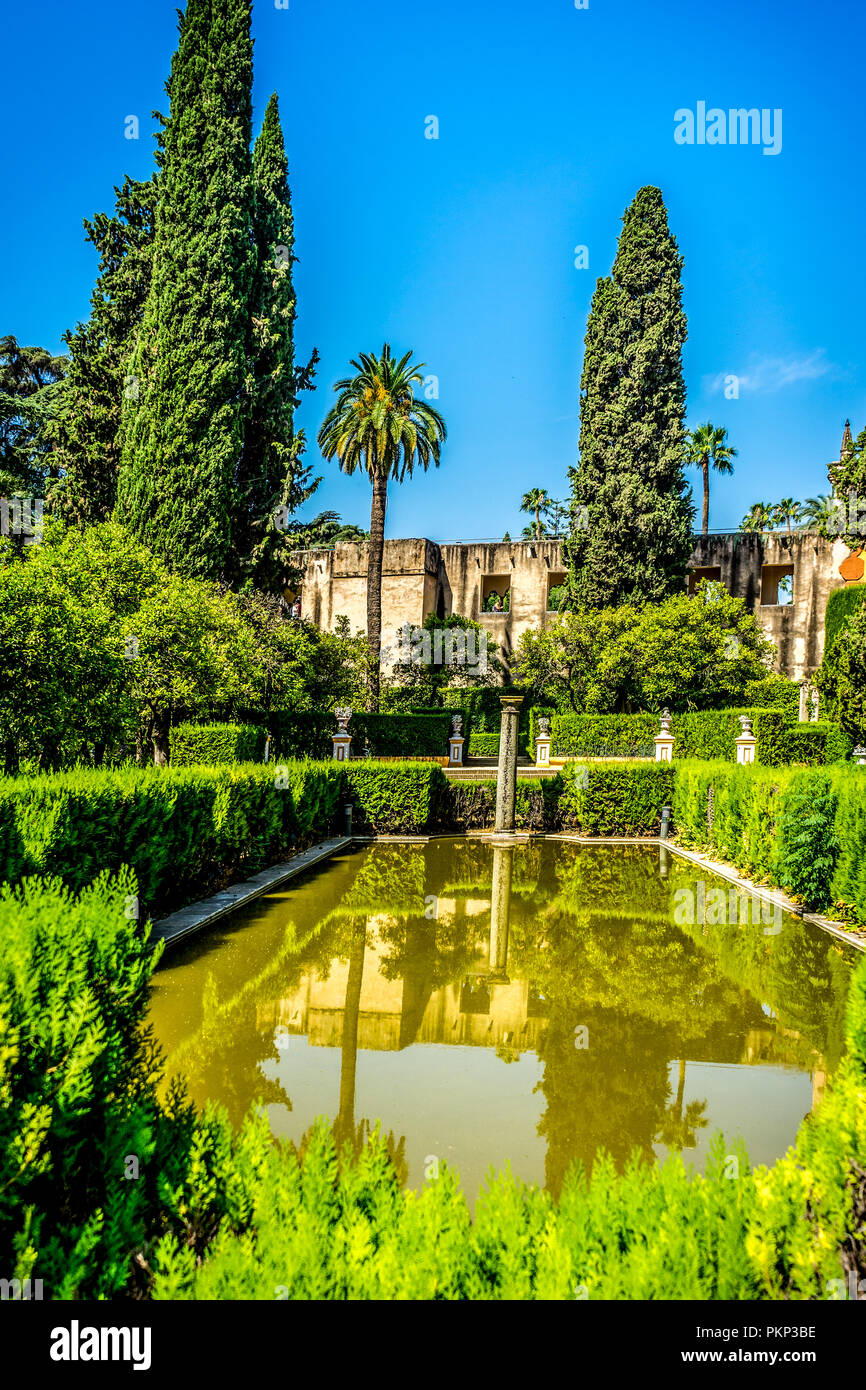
3,0,864,539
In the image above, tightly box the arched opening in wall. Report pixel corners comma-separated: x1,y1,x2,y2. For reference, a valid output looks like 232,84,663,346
547,572,567,611
481,574,511,613
282,585,303,620
688,566,722,596
760,565,794,607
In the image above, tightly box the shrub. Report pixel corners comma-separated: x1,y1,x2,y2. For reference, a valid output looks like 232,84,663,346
559,762,674,836
825,582,866,654
673,761,866,921
343,762,445,834
0,762,342,913
550,712,657,758
170,722,265,766
742,676,800,713
468,732,500,757
0,870,160,1298
440,778,559,831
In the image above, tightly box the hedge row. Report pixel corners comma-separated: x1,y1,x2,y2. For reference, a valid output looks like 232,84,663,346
547,708,851,766
226,708,472,761
3,869,865,1299
171,723,266,766
0,762,343,913
673,761,866,923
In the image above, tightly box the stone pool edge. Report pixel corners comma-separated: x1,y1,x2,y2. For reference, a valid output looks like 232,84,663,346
149,836,354,952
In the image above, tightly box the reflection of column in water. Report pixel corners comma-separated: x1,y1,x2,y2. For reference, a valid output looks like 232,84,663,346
489,846,513,982
659,844,670,879
336,918,367,1144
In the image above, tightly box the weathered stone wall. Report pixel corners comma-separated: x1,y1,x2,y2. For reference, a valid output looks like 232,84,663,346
292,531,852,681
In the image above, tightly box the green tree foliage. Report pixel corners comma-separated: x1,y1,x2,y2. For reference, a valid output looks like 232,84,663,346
117,0,256,580
816,598,866,743
235,93,320,590
0,336,67,497
825,583,866,655
563,187,694,608
58,178,156,525
513,582,773,713
685,422,736,535
287,509,368,549
318,344,447,712
385,611,502,706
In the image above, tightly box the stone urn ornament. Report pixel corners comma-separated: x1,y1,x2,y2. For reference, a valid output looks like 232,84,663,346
332,707,353,762
450,712,463,737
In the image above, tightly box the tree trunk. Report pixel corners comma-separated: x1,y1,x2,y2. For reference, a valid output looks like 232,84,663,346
151,709,170,767
702,459,710,535
336,918,367,1149
366,470,388,713
3,737,19,778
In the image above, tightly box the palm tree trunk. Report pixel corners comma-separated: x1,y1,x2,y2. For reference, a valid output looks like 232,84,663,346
366,469,388,713
702,459,710,535
535,508,541,540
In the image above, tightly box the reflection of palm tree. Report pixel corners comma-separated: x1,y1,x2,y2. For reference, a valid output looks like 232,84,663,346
655,1058,709,1151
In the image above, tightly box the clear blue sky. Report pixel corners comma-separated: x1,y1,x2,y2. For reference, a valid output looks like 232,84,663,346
3,0,864,538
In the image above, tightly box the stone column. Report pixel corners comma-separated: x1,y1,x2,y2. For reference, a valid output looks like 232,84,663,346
488,845,513,981
494,693,524,834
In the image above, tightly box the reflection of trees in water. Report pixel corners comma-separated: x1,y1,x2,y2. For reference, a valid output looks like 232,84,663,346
655,1058,708,1152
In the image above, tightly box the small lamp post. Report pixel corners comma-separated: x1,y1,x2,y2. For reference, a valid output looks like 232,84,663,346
654,709,674,763
332,707,353,762
534,715,552,767
735,714,757,766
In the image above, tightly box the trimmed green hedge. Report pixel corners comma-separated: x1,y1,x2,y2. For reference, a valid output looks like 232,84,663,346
171,722,265,766
0,762,342,912
5,870,864,1300
549,708,851,767
559,762,675,836
237,708,470,761
344,762,443,834
825,582,866,653
468,732,500,757
673,761,866,922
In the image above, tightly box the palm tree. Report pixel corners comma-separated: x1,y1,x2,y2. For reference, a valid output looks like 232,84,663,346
773,498,801,533
520,487,551,541
318,344,446,711
741,501,774,533
685,423,737,535
799,494,836,530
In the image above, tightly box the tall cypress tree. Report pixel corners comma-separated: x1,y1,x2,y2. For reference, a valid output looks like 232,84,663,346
60,177,156,525
563,187,694,609
233,92,319,589
116,0,255,580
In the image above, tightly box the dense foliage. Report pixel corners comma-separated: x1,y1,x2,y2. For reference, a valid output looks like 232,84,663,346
514,583,774,713
563,187,694,609
817,599,866,743
824,583,866,656
0,761,342,914
673,761,866,923
170,723,266,767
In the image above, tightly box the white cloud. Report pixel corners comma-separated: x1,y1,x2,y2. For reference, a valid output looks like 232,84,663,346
704,349,835,397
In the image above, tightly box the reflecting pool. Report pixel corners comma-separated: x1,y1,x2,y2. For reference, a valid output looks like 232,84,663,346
147,839,858,1202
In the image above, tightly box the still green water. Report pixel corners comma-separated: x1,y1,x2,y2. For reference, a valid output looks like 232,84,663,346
147,839,857,1201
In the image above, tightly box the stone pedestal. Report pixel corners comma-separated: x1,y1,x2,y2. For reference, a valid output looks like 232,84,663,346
332,735,352,762
448,736,465,766
853,745,866,766
735,714,757,766
654,708,674,763
494,694,524,834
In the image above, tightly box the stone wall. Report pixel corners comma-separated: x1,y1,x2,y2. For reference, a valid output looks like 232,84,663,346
292,531,854,681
